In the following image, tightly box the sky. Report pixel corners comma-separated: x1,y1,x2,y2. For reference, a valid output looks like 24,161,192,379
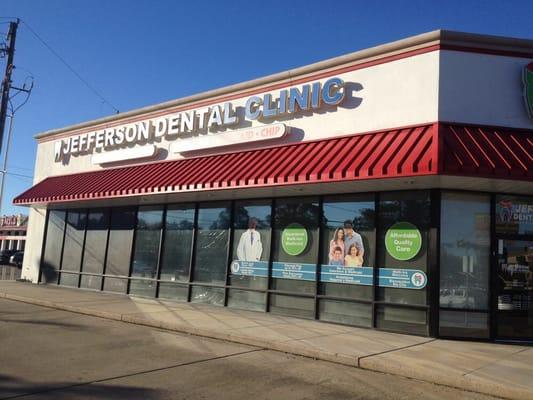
1,0,533,216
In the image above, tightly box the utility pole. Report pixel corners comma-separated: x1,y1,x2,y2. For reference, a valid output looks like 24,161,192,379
0,19,19,155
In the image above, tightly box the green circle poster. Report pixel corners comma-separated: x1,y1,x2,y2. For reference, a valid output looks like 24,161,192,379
281,223,308,256
385,222,422,261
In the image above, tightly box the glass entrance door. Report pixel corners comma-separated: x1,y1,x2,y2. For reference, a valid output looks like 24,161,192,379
495,240,533,340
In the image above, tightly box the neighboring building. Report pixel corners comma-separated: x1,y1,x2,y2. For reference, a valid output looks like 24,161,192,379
0,214,27,252
13,31,533,341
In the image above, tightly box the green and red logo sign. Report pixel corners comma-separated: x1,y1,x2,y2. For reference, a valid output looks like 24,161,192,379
523,62,533,119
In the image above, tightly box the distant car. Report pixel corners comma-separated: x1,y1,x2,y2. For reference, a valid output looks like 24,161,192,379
0,249,17,265
9,251,24,268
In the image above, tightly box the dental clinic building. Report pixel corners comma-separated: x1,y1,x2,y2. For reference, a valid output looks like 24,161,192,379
15,31,533,341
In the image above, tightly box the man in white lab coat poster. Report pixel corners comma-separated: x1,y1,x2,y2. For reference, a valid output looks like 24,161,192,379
237,217,263,262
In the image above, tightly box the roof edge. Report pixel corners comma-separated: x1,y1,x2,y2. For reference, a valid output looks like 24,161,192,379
35,29,533,140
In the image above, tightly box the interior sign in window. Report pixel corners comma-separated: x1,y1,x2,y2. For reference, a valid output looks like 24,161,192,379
385,222,422,261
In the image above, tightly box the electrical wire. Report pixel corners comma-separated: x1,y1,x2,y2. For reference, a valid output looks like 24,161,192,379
7,172,32,179
20,19,120,114
8,165,33,172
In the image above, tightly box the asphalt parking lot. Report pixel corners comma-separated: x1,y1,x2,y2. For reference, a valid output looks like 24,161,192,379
0,299,501,400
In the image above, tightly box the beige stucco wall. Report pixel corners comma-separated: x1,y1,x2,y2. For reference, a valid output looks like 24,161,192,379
33,51,441,181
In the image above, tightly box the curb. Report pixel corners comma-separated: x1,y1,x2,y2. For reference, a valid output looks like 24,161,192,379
2,292,532,400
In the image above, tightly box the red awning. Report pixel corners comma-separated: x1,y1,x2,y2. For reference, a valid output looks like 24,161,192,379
13,123,532,205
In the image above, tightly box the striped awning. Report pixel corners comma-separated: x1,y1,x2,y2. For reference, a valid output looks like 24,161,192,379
13,123,532,205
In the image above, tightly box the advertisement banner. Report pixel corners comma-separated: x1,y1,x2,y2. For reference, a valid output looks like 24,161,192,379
272,262,316,281
378,268,427,289
385,222,422,261
230,260,268,277
320,265,373,285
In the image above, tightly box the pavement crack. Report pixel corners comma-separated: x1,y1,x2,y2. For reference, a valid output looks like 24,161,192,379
1,348,264,399
461,347,531,377
357,338,437,367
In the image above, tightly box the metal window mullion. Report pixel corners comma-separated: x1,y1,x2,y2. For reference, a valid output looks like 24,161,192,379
429,189,441,337
315,196,324,320
57,209,68,285
372,192,380,328
77,209,89,289
38,208,50,284
223,201,235,307
155,205,167,298
100,208,112,292
489,193,497,341
266,198,276,313
126,206,140,295
187,203,199,302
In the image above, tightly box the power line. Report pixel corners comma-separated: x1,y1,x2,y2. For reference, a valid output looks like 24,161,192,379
7,172,32,179
20,19,120,114
8,164,33,172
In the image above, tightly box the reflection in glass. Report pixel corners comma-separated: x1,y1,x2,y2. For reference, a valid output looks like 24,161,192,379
61,210,87,273
376,305,428,335
227,289,265,311
80,209,109,290
190,286,224,305
319,299,372,327
130,206,163,297
193,204,231,284
104,208,136,293
496,240,533,339
440,193,490,311
42,210,66,283
159,205,195,282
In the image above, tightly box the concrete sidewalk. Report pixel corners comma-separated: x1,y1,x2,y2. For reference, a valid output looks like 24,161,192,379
1,282,531,400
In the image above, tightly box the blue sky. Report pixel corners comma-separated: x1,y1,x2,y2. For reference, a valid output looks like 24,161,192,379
1,0,533,215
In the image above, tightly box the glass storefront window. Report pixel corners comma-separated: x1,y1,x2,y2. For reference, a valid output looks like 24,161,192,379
41,210,66,283
439,192,490,338
60,210,87,287
230,200,272,291
271,197,320,295
440,193,490,311
193,203,231,285
319,299,372,327
103,207,136,293
377,191,430,335
80,209,109,290
159,205,195,283
130,206,164,297
190,285,225,305
320,195,375,301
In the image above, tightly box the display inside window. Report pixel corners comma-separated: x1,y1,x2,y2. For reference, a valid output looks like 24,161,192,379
377,191,430,306
496,196,533,235
271,197,319,294
320,196,375,300
230,200,271,290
